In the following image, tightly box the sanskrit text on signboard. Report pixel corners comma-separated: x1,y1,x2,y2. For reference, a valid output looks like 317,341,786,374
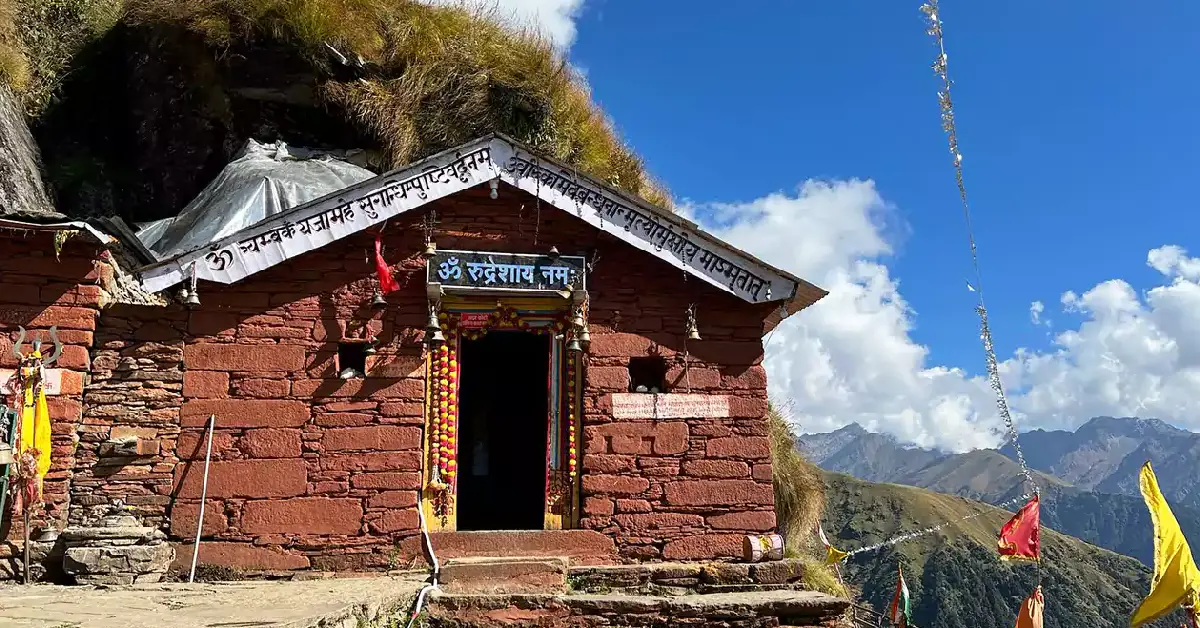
428,250,586,292
499,150,775,303
610,393,731,420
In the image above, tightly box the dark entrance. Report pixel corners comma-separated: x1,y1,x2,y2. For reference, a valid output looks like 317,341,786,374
457,331,550,531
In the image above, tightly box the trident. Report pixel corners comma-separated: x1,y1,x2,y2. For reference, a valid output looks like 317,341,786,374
13,326,63,366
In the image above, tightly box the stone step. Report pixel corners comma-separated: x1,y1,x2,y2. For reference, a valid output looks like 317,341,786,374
396,530,618,568
439,556,569,594
427,589,850,626
567,559,810,595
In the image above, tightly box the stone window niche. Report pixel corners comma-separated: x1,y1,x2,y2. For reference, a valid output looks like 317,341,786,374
628,356,668,393
337,341,370,379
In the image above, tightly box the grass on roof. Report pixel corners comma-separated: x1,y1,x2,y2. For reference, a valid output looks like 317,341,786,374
0,0,28,93
1,0,671,209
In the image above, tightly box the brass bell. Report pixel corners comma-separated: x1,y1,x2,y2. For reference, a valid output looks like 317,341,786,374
566,337,583,353
184,289,201,309
422,240,438,260
425,310,441,333
578,326,590,344
427,327,446,344
548,245,560,260
686,306,700,341
570,311,585,328
371,289,388,308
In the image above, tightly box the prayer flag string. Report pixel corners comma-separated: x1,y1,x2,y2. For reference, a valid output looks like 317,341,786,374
918,0,1037,496
843,493,1031,558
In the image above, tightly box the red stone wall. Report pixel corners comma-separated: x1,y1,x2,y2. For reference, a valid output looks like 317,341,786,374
0,234,109,569
80,184,778,569
577,251,774,562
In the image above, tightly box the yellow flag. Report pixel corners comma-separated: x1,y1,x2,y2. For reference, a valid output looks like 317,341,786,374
1131,461,1200,626
16,351,52,495
817,522,849,565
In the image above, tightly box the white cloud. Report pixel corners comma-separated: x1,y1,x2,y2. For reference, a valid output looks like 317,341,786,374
685,181,1200,452
1029,300,1046,326
422,0,587,47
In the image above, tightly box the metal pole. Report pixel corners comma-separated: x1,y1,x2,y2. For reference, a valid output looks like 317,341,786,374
22,508,30,584
188,414,215,584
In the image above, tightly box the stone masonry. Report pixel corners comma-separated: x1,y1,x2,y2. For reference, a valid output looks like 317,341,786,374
0,234,113,578
8,184,779,575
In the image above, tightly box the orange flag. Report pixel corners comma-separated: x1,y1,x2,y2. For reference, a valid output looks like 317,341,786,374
1012,585,1044,628
998,493,1041,562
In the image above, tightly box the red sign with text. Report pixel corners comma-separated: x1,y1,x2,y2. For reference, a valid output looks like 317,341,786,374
460,313,491,329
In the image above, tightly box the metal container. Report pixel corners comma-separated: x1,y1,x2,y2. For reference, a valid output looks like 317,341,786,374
742,534,785,563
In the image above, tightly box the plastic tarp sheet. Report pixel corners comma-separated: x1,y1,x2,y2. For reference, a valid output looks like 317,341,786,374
137,139,376,259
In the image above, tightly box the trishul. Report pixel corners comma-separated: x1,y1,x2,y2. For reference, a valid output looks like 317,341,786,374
13,326,63,366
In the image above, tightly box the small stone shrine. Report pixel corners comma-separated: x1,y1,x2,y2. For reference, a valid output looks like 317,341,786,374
60,501,175,585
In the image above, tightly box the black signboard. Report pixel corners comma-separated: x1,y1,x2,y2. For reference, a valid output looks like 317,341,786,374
427,250,587,292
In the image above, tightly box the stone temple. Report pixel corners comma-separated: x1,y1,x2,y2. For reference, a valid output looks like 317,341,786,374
0,129,827,578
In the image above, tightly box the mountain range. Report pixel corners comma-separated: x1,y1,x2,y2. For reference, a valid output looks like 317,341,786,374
821,471,1185,628
798,416,1200,567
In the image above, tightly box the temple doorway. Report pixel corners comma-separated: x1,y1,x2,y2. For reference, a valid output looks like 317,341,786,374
456,330,550,531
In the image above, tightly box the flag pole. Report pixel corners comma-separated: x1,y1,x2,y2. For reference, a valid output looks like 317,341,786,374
22,508,30,584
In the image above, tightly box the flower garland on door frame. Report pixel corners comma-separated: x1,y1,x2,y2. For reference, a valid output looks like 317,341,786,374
425,304,573,519
566,351,578,481
427,321,459,519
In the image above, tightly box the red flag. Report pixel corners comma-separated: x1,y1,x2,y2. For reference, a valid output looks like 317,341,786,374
374,232,399,293
998,493,1041,562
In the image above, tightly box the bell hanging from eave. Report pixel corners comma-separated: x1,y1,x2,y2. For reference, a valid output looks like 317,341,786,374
371,289,388,309
422,240,438,260
577,325,590,344
184,288,201,309
686,307,701,341
570,310,585,329
566,337,583,353
425,309,445,344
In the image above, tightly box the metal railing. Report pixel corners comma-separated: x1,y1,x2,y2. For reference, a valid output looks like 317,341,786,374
848,603,920,628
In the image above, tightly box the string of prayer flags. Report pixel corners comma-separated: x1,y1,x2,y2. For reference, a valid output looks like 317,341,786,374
817,522,848,565
1131,461,1200,626
374,232,399,293
998,493,1041,562
1011,585,1044,628
888,564,911,627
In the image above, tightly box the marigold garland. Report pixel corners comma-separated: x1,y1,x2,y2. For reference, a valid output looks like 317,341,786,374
566,351,578,481
425,304,573,517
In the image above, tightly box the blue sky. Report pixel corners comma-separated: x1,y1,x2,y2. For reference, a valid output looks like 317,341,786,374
476,0,1200,446
568,1,1199,375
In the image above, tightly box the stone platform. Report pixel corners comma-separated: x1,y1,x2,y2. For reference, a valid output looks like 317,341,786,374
0,576,425,628
0,559,850,627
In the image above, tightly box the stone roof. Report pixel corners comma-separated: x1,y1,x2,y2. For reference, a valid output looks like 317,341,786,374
0,87,63,223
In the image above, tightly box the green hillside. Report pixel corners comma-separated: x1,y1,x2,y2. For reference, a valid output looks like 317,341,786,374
820,472,1189,628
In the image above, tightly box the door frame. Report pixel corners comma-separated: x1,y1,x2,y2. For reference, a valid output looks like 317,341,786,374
420,299,579,532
